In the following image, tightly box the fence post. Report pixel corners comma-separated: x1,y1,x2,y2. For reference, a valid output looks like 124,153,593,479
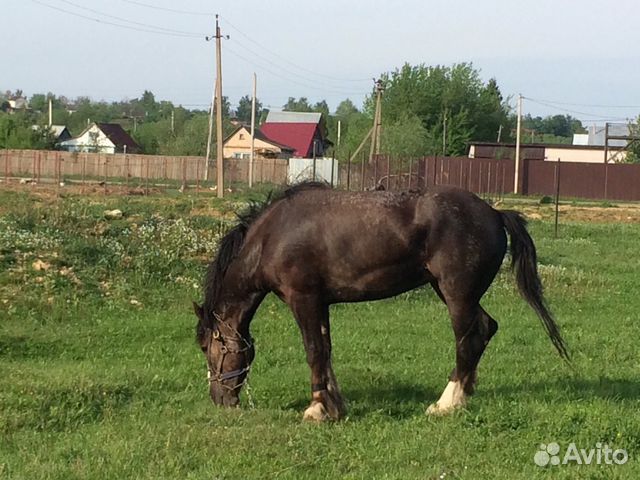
103,155,108,195
360,151,366,191
4,149,8,184
196,157,200,194
82,153,87,187
330,153,335,187
386,155,391,190
346,151,351,191
312,148,317,182
125,153,130,188
554,157,561,238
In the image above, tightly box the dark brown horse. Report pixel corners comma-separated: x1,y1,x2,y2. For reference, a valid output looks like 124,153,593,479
193,182,568,421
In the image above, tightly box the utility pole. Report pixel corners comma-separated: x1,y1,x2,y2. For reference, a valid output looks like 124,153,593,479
48,97,53,127
206,15,227,197
249,72,256,188
204,77,216,182
497,124,503,143
514,94,523,194
369,79,384,163
442,109,447,155
171,109,175,135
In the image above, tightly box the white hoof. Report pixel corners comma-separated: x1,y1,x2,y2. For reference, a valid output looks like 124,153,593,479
426,381,466,416
303,401,329,422
426,402,460,416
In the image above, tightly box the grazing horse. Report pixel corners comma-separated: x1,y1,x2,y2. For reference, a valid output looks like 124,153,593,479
193,182,568,421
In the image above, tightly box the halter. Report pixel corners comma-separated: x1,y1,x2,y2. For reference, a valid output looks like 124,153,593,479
207,326,253,390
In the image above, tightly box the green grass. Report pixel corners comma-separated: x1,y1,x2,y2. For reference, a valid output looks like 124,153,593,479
1,188,639,479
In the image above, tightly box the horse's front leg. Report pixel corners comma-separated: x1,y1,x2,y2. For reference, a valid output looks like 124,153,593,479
289,293,346,421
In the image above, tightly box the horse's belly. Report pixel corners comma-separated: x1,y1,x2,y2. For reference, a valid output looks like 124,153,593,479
327,261,432,303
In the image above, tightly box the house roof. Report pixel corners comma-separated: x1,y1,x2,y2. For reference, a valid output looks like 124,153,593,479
265,111,322,124
260,122,320,157
50,125,69,138
223,125,295,152
95,123,140,151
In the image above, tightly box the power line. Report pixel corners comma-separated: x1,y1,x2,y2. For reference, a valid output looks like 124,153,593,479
30,0,202,38
117,0,214,16
224,45,368,97
227,37,370,94
524,96,640,109
55,0,207,36
523,97,632,122
220,15,372,83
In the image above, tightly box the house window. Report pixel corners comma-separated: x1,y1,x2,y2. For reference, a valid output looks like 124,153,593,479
239,134,245,140
233,153,242,159
242,153,250,160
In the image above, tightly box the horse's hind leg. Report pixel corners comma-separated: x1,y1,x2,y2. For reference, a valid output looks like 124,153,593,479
427,303,498,415
288,293,345,421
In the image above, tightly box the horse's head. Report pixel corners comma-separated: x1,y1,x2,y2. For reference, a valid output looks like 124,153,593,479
193,302,254,407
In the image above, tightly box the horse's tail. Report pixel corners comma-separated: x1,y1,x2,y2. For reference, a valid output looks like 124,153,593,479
500,210,570,362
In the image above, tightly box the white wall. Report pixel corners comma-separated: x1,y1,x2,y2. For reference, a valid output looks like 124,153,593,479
60,125,115,154
288,157,339,185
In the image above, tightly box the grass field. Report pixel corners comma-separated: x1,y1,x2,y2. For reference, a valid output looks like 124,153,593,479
1,185,639,479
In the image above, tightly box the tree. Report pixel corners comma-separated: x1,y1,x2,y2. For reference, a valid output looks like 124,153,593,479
626,115,640,163
235,94,263,124
368,63,512,156
335,99,359,119
282,97,313,112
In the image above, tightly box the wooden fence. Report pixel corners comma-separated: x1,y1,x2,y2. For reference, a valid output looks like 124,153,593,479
3,149,640,201
0,149,288,187
338,155,640,201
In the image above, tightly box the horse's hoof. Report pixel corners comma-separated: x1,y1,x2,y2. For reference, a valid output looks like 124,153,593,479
426,402,459,416
303,401,329,422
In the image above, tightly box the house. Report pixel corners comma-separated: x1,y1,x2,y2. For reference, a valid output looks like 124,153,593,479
32,124,73,143
259,111,330,158
50,125,72,143
60,122,140,154
468,141,626,163
6,97,29,113
223,125,295,160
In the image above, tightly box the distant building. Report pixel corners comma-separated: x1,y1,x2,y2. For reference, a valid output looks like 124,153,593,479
50,125,72,143
7,97,29,113
223,125,295,160
468,141,626,163
32,124,73,143
60,122,140,154
259,111,330,157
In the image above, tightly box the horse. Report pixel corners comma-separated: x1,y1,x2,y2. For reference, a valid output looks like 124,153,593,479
193,182,569,421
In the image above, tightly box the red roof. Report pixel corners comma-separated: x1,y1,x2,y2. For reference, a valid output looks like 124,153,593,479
259,122,320,157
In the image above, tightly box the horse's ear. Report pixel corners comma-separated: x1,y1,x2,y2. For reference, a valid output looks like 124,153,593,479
193,302,205,322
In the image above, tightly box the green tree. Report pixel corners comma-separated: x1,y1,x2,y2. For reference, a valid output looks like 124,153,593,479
282,97,313,112
369,62,511,156
626,115,640,163
236,95,263,124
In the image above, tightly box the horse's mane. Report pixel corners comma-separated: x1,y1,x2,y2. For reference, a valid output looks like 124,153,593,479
197,181,329,341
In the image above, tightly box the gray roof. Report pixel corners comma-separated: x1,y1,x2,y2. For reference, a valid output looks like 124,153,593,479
265,111,322,124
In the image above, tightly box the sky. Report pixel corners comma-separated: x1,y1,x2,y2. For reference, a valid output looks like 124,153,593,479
4,0,640,125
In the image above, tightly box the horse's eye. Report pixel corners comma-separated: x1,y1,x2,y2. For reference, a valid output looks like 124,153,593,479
201,345,207,353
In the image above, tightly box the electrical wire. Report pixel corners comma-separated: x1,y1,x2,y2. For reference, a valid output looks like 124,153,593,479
31,0,203,38
220,15,373,83
224,44,368,97
524,97,640,110
117,0,214,16
55,0,207,37
227,37,371,94
523,97,632,122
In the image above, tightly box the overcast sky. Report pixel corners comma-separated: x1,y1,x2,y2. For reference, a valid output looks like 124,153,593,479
4,0,640,124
